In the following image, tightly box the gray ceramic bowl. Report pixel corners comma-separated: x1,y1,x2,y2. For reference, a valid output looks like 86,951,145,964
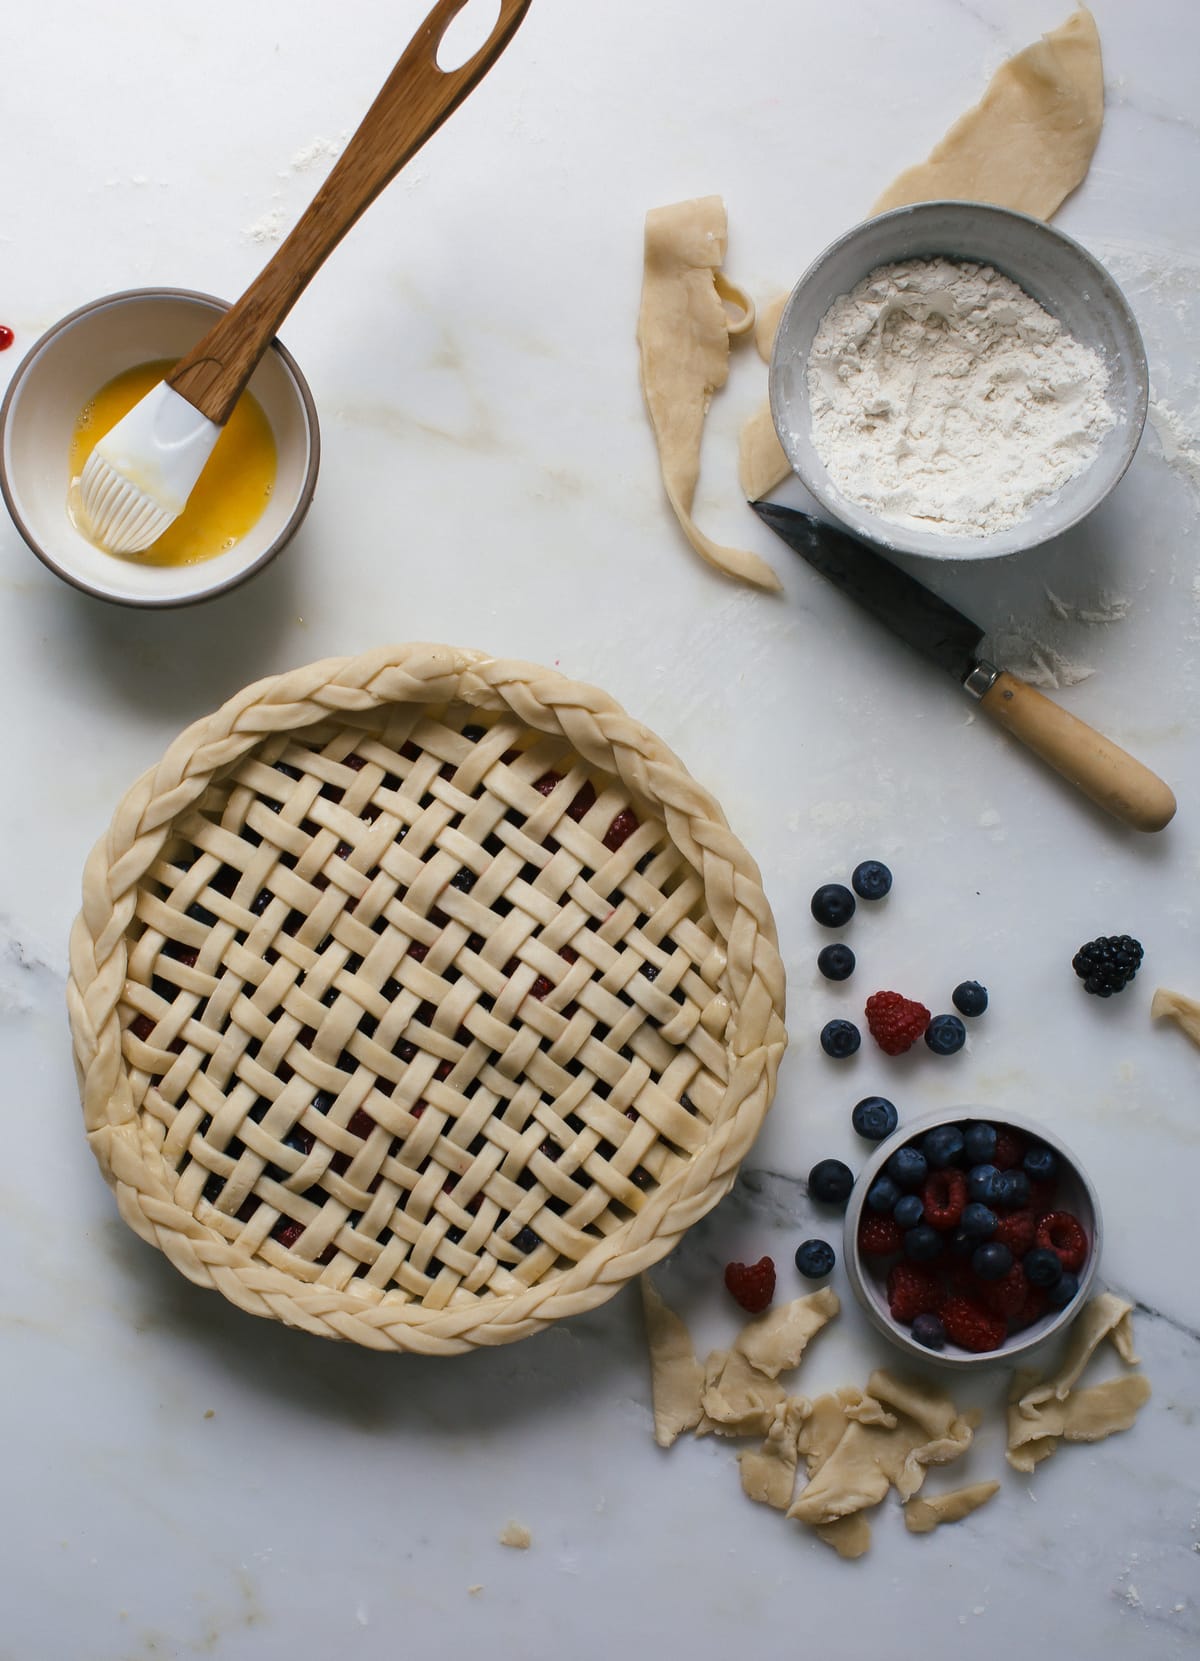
843,1107,1102,1371
0,288,320,607
768,201,1148,561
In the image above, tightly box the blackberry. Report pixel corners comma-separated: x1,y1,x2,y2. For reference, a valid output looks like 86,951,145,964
811,883,856,929
794,1238,836,1279
820,1019,861,1059
1072,934,1143,996
924,1013,966,1055
809,1158,855,1207
817,943,856,982
952,980,989,1017
851,1095,898,1142
851,860,892,901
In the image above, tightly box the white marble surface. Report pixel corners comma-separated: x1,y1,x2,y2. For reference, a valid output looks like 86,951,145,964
2,2,1199,1656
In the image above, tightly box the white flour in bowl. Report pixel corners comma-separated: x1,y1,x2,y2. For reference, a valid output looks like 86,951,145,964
806,258,1116,536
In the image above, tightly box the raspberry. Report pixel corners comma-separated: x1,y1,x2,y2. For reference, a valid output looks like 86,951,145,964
991,1126,1027,1171
724,1255,776,1313
978,1263,1028,1319
1027,1176,1057,1216
1011,1285,1051,1330
858,1213,904,1256
1072,934,1143,996
993,1210,1037,1257
865,991,931,1056
1036,1212,1088,1273
886,1263,945,1323
921,1168,967,1231
941,1295,1007,1353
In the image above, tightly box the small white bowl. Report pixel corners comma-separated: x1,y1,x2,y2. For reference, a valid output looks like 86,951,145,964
0,288,319,607
768,201,1148,561
843,1107,1102,1371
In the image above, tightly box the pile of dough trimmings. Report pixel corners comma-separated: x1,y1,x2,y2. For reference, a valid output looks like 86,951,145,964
643,1279,1151,1559
737,7,1106,512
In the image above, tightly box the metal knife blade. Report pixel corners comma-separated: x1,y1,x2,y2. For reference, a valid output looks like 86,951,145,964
751,499,987,685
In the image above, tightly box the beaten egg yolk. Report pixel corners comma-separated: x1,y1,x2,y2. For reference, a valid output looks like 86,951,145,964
69,360,276,566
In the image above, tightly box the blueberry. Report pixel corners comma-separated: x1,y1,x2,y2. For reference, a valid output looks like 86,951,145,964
820,1019,861,1059
960,1202,997,1239
867,1176,901,1213
886,1145,928,1191
971,1241,1014,1281
1024,1246,1064,1288
817,943,856,982
811,883,856,929
894,1194,924,1229
794,1238,836,1279
904,1225,942,1263
924,1014,966,1055
947,1226,974,1258
851,1096,898,1142
809,1158,855,1207
952,980,989,1017
1047,1272,1080,1309
922,1125,965,1169
967,1163,1003,1204
962,1122,998,1164
996,1170,1031,1210
1023,1145,1058,1182
911,1312,946,1350
851,860,893,901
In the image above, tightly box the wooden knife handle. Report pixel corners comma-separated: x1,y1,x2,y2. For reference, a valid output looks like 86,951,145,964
979,670,1176,833
169,0,533,425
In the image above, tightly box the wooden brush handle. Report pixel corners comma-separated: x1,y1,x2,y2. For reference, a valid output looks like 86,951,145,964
979,670,1176,832
168,0,533,424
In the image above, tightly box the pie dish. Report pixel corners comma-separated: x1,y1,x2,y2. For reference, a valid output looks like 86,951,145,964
68,644,787,1353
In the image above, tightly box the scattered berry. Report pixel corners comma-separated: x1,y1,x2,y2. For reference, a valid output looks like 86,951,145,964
972,1241,1014,1281
960,1202,997,1239
1047,1271,1081,1310
811,883,856,928
941,1295,1008,1353
865,990,931,1056
993,1210,1037,1257
1036,1212,1088,1273
925,1013,967,1055
851,1095,898,1141
795,1238,836,1279
724,1256,776,1313
963,1121,997,1163
904,1225,943,1263
887,1262,945,1322
1023,1145,1058,1183
979,1262,1029,1319
867,1176,902,1213
887,1145,928,1191
820,1019,861,1059
1023,1246,1065,1288
809,1158,855,1208
911,1312,946,1349
858,1213,904,1256
1072,935,1143,997
894,1194,924,1229
921,1168,967,1231
996,1170,1031,1210
922,1124,965,1168
967,1164,1003,1204
991,1127,1027,1171
817,943,856,982
851,860,893,901
952,980,989,1017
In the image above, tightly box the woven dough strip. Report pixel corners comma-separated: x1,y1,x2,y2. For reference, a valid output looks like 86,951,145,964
69,645,787,1354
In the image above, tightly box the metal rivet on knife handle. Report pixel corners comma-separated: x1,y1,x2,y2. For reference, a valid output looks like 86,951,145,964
977,671,1177,833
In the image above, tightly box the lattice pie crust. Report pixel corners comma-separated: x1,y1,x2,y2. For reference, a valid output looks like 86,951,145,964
69,646,786,1352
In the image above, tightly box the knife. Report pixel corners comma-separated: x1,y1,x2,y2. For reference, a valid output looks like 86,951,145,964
752,500,1176,833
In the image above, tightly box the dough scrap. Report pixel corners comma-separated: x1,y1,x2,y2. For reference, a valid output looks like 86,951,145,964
871,8,1104,219
733,1287,840,1378
1006,1295,1150,1472
699,1346,787,1438
498,1521,532,1550
904,1481,1001,1535
641,1276,705,1448
739,1396,811,1510
1151,986,1200,1051
638,197,780,592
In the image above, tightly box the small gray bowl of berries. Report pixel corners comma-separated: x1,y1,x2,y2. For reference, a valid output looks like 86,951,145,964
844,1108,1102,1371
